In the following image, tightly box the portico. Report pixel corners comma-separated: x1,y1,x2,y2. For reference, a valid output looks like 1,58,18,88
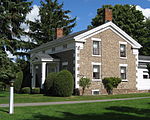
30,53,60,88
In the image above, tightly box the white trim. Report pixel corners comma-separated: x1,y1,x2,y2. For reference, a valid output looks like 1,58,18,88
119,41,127,44
138,60,150,63
92,62,101,65
92,55,101,57
119,42,127,59
92,79,102,82
119,64,128,67
91,38,101,41
74,22,142,49
92,89,100,95
122,79,128,82
92,62,101,81
120,64,128,82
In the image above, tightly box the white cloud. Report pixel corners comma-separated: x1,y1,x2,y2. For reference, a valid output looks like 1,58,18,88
20,5,40,33
136,5,150,18
26,5,40,22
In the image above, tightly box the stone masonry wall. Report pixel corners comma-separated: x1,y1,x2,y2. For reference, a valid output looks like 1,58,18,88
79,29,137,95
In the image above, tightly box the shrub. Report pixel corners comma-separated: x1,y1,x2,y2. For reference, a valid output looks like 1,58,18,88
14,71,23,93
31,87,40,94
0,82,6,91
102,77,121,95
44,72,57,95
79,77,91,95
21,87,31,94
53,70,74,97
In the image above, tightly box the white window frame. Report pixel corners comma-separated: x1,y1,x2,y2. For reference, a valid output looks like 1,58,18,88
92,38,101,57
119,41,127,59
92,89,100,95
119,64,128,82
92,62,101,81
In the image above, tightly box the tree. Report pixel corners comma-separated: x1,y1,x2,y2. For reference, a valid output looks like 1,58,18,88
140,18,150,56
28,0,76,45
79,77,91,95
0,0,32,58
90,4,149,55
102,77,121,95
0,50,18,84
0,0,32,85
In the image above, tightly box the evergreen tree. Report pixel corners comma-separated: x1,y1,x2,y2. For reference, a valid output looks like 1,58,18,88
90,4,149,55
28,0,76,45
0,0,32,58
0,0,32,83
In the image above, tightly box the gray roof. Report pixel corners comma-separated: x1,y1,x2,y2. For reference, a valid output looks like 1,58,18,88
139,55,150,61
35,53,54,59
29,29,89,53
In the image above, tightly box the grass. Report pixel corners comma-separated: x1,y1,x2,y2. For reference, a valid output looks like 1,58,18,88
0,91,150,104
0,98,150,120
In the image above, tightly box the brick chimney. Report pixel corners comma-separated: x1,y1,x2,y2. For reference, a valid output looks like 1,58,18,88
104,8,112,22
56,28,63,39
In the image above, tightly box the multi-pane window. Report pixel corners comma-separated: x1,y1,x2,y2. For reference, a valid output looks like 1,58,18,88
120,66,127,79
93,65,100,79
120,44,126,57
93,41,100,55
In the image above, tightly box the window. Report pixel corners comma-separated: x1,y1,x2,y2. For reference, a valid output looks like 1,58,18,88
93,65,100,79
120,66,127,79
120,44,126,57
92,90,100,95
62,61,68,70
52,47,55,52
93,41,100,55
63,44,67,49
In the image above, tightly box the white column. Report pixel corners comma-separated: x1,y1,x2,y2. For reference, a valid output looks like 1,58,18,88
41,62,46,88
9,86,14,114
31,64,35,88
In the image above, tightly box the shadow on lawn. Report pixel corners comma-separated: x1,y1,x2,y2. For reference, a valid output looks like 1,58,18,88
106,106,150,117
24,108,150,120
0,109,8,113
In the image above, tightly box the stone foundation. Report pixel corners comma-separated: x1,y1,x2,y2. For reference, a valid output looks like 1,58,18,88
79,88,150,96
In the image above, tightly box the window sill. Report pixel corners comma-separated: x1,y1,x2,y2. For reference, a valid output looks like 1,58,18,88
92,55,101,57
122,79,128,82
92,79,101,82
120,57,127,59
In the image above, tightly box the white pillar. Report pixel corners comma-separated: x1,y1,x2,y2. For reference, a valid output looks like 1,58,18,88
9,86,14,114
31,64,35,88
41,62,46,88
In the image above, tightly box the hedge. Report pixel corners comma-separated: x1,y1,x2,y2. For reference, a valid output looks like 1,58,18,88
53,70,74,97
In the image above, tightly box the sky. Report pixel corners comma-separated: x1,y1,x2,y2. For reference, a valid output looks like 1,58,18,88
27,0,150,32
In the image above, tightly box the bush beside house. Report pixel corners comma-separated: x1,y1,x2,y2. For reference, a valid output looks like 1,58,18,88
79,77,91,95
44,72,57,95
31,87,40,94
44,70,74,97
102,77,121,95
21,87,31,94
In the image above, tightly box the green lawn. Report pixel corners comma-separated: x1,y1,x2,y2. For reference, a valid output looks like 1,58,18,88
0,91,150,104
0,98,150,120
